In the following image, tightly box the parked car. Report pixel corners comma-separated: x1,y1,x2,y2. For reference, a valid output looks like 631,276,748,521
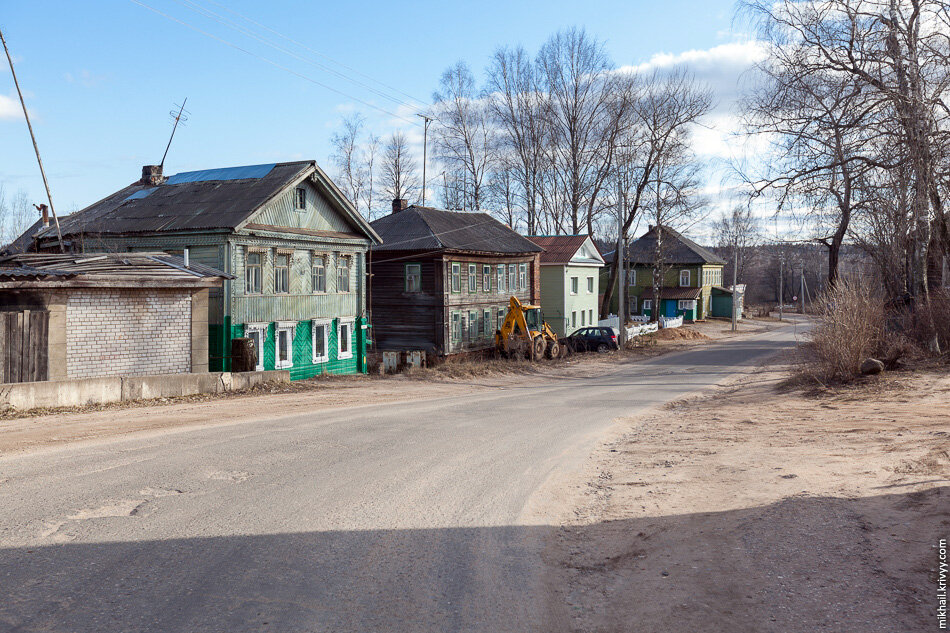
567,326,619,353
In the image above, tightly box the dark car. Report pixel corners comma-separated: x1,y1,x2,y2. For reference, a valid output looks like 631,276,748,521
567,326,619,353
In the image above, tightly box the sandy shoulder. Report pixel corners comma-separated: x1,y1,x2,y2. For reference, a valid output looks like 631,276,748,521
539,357,949,632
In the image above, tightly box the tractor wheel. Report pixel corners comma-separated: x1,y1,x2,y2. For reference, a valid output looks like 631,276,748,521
546,340,560,359
531,336,546,360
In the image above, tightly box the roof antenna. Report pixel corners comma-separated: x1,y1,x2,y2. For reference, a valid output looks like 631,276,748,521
160,98,189,169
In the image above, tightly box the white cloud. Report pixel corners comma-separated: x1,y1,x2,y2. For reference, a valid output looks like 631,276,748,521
0,93,23,120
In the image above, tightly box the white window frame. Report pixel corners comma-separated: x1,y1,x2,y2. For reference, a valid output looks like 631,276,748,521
643,299,653,312
312,252,327,293
274,252,290,294
581,311,586,326
275,321,296,370
405,263,422,293
311,319,330,364
587,277,594,294
482,265,492,293
570,276,578,295
679,269,690,287
589,309,593,325
571,311,577,328
678,299,694,311
508,264,517,291
497,264,506,294
337,255,351,293
519,263,527,290
245,249,263,295
337,319,354,360
244,323,267,372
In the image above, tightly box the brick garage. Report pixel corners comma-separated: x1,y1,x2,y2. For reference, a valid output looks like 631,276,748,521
0,253,227,383
65,288,193,379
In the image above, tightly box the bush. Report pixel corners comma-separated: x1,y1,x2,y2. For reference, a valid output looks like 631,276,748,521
808,278,887,381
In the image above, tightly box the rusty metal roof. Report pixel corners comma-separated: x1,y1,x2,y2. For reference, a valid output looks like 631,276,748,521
370,206,543,254
526,235,600,265
35,161,313,238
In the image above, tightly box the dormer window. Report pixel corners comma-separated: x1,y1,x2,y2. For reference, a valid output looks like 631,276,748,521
295,187,306,210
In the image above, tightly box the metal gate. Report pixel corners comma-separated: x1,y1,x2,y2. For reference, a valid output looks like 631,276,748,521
0,310,49,383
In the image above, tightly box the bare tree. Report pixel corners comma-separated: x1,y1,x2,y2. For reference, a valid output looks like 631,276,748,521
714,205,762,283
330,114,368,211
378,131,420,204
431,61,496,211
600,69,713,317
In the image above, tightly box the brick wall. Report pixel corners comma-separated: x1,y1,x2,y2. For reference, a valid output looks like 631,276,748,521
66,289,192,379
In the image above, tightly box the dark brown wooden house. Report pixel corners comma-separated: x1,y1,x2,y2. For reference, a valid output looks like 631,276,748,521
369,200,543,357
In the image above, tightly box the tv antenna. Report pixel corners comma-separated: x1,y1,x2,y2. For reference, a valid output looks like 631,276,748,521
160,98,189,169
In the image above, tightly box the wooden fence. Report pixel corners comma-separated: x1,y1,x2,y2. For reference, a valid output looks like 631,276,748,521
0,310,49,383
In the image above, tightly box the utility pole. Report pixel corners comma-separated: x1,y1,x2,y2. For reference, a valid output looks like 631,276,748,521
731,242,738,332
778,256,784,321
416,114,432,206
800,263,806,314
1,27,64,252
617,214,626,349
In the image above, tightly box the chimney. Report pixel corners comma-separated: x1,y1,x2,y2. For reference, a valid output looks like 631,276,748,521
391,198,408,214
141,165,165,186
37,204,50,228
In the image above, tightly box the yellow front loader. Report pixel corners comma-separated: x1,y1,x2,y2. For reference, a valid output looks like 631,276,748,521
495,296,561,360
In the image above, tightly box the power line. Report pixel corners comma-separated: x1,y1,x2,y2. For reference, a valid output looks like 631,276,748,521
173,0,428,112
196,0,429,109
128,0,421,126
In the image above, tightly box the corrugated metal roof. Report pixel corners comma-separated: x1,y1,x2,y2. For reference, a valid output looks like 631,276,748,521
605,225,725,266
527,235,594,264
370,206,543,254
0,265,75,279
638,286,703,300
0,252,232,280
36,161,313,238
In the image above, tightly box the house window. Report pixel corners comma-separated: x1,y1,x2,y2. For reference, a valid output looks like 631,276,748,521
519,263,527,290
451,263,461,293
245,323,267,372
468,263,477,293
571,311,577,328
312,320,329,363
483,309,492,337
581,311,586,326
312,253,326,293
245,250,262,294
295,187,306,210
275,253,290,294
680,269,690,287
337,319,354,359
508,264,517,291
497,264,506,294
275,322,295,369
497,309,505,331
678,300,695,312
587,277,594,293
630,296,638,314
627,269,637,285
589,309,593,325
337,255,351,293
482,265,492,292
451,311,461,341
643,299,652,312
468,310,478,340
405,263,422,292
570,276,578,295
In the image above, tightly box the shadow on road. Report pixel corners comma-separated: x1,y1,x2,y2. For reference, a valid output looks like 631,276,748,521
0,487,940,633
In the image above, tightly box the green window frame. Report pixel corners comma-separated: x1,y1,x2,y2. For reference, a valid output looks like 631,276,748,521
468,263,477,293
451,263,461,293
451,311,461,341
405,263,422,293
468,310,478,340
483,309,492,337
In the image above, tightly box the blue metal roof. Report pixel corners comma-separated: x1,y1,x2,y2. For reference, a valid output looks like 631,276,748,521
124,189,155,201
164,163,277,184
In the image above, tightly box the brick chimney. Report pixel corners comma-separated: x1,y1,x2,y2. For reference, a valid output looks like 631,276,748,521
391,198,408,214
37,204,49,228
141,165,165,186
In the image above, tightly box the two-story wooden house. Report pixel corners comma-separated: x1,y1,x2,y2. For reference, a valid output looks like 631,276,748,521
369,200,543,357
604,225,732,321
30,161,381,377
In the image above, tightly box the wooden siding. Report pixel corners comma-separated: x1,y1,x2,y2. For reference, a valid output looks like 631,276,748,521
0,310,49,383
249,178,358,234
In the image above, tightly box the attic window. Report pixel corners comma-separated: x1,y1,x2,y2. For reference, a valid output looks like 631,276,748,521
295,187,306,210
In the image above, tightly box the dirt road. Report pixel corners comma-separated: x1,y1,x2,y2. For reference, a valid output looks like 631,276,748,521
544,355,949,632
0,323,804,632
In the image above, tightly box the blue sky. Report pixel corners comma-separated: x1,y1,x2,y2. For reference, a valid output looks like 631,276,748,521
1,0,751,218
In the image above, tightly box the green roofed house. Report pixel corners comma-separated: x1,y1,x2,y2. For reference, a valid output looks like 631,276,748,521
526,235,605,336
604,225,737,321
28,161,381,377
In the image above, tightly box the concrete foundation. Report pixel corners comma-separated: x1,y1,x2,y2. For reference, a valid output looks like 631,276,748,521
0,370,290,411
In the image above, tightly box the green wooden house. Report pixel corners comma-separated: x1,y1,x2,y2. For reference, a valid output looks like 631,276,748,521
30,161,381,378
604,225,732,321
526,235,604,336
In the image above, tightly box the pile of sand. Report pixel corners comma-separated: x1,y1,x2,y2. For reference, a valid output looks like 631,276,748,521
653,326,711,341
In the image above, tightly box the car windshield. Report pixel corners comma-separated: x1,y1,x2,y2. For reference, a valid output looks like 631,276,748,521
524,308,542,330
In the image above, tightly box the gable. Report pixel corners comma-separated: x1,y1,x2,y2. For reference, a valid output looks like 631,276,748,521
246,177,361,236
572,239,605,265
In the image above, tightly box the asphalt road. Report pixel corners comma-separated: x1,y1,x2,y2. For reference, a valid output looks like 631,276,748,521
0,322,805,633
